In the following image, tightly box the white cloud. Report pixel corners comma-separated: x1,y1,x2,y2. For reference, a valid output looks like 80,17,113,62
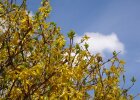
74,32,125,55
26,10,34,17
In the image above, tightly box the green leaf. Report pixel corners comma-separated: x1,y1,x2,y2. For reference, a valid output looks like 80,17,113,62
113,51,117,56
67,30,75,39
131,76,136,83
123,74,125,84
75,43,80,50
50,22,56,26
84,42,89,50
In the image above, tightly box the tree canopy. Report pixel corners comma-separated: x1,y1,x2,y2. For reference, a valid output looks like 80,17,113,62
0,0,138,100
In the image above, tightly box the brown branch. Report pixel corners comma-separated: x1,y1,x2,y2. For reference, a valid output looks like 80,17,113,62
30,72,56,96
6,79,17,99
101,51,121,66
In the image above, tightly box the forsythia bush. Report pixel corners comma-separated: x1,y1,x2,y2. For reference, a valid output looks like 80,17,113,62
0,0,138,100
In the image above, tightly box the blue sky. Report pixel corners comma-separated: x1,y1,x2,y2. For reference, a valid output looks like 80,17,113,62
26,0,140,99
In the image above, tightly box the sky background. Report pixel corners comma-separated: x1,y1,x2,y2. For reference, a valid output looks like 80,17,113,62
25,0,140,99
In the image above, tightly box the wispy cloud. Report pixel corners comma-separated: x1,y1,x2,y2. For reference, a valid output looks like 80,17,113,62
74,32,125,55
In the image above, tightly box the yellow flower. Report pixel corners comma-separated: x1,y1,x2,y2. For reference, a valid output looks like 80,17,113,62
119,60,126,65
39,7,46,13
